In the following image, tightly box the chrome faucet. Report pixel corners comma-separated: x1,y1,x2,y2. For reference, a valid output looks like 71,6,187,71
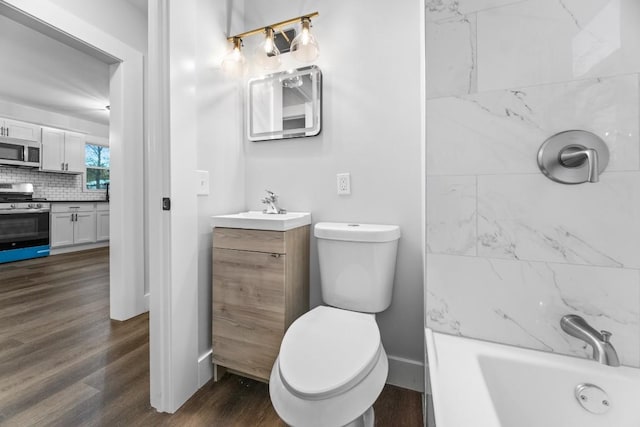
261,190,286,214
560,314,620,367
559,146,600,183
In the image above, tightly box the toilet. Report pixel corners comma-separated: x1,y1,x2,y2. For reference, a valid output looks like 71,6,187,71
269,222,401,427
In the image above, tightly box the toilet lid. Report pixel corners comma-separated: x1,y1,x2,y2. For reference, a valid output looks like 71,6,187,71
278,306,382,399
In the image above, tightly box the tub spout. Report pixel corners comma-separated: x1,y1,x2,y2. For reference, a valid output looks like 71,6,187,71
560,314,620,367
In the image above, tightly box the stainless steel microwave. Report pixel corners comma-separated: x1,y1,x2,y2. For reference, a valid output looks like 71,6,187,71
0,140,40,167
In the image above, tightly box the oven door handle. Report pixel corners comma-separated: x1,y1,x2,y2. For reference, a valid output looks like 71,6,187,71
0,209,50,214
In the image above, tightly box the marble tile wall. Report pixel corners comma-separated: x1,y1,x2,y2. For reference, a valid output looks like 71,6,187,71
425,0,640,367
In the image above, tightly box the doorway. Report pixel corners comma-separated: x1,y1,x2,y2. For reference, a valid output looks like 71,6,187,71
0,0,146,321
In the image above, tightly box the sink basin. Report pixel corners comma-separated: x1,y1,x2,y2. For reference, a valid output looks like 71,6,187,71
212,211,311,231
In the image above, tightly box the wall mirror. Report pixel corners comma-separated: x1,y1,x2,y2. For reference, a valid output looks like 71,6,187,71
246,65,322,142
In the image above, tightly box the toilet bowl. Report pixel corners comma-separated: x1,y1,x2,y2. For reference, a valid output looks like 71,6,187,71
269,306,388,427
269,222,400,427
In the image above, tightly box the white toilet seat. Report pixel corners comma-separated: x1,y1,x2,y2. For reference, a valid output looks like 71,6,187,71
270,306,388,427
279,306,381,400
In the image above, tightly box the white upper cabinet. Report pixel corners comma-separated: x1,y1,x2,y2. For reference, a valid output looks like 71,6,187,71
0,118,40,142
41,127,65,171
64,132,86,173
41,127,85,173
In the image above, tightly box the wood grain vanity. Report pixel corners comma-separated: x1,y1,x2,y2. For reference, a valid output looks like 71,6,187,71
211,224,310,381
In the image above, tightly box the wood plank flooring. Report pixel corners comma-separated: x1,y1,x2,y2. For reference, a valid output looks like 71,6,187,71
0,248,423,426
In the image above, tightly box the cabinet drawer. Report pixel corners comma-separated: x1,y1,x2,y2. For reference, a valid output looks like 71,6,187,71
213,227,285,254
96,203,109,212
51,202,95,213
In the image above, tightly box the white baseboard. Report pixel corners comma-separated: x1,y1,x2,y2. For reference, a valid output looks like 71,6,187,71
144,293,150,311
50,241,109,255
195,349,424,392
386,355,425,392
198,350,214,388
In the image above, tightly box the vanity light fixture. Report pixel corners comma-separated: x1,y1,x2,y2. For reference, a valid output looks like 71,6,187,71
221,37,246,76
223,11,319,74
255,27,281,70
290,17,319,62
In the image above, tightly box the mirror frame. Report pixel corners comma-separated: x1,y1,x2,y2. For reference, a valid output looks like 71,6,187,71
246,65,322,142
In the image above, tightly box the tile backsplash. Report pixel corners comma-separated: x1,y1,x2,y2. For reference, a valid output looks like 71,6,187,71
425,0,640,367
0,166,105,201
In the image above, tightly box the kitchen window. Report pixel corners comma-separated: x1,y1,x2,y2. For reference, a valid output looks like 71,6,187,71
85,143,110,190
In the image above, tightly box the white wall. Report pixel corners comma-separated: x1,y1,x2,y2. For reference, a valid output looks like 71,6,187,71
425,0,640,367
242,0,425,390
0,99,108,136
48,0,147,54
195,0,245,367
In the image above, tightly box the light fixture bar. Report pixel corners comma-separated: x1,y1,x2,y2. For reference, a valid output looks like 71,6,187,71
227,11,319,41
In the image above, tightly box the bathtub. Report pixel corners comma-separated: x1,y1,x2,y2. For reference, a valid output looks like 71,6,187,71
425,328,640,427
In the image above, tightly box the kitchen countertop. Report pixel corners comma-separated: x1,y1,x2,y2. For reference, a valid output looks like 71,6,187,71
46,200,109,203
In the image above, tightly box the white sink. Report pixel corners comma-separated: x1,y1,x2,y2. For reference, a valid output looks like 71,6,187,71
212,211,311,231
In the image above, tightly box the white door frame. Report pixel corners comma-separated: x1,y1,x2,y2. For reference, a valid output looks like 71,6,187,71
147,0,200,412
0,0,147,320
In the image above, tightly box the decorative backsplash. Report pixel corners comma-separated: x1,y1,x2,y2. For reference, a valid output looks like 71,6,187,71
0,166,104,201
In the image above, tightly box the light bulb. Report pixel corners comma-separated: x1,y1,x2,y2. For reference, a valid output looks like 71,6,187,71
290,17,319,62
255,27,280,70
221,37,246,76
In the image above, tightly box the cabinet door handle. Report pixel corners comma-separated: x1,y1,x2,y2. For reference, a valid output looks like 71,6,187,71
61,162,65,170
5,127,8,137
0,127,3,136
65,163,68,171
271,253,281,258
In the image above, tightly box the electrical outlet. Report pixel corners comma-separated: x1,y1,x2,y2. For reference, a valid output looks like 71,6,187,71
337,173,351,195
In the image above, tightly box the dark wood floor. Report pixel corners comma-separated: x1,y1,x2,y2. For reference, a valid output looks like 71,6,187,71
0,248,423,426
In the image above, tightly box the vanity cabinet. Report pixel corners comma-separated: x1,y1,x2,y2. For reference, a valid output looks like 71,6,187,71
212,225,310,381
41,127,85,173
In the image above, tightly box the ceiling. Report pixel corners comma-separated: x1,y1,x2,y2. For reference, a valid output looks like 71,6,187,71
124,0,148,15
0,12,111,125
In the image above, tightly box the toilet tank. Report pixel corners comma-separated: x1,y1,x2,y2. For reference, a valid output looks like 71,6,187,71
315,222,401,313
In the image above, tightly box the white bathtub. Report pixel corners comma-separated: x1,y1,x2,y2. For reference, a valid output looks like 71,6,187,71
426,328,640,427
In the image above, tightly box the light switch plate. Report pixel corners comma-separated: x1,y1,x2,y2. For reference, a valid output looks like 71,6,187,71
196,170,210,196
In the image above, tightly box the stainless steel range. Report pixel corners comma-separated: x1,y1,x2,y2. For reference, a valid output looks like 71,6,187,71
0,183,50,263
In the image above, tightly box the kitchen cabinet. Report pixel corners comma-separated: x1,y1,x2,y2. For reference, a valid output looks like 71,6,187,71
0,118,39,141
212,225,310,381
51,203,96,248
41,127,85,173
96,203,110,242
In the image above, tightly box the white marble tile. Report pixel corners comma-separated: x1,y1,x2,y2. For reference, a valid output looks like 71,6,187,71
426,74,639,175
426,15,477,98
427,176,477,255
426,254,640,366
477,173,640,268
425,0,526,22
477,0,640,91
